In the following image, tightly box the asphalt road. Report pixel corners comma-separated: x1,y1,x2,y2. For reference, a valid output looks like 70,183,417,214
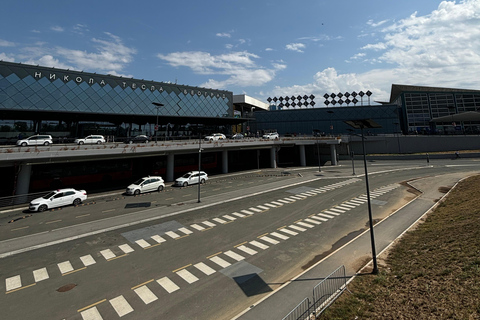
1,158,479,320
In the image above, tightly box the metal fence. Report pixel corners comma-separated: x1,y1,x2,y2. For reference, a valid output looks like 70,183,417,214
0,192,46,211
282,265,348,320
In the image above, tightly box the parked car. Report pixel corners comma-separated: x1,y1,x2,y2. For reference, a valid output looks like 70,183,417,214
231,133,244,139
29,188,87,212
126,176,165,195
204,133,226,141
124,135,150,144
263,132,279,140
74,135,106,145
175,171,208,187
16,135,53,147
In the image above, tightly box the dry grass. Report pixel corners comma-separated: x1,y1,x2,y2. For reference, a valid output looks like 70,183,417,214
320,175,480,320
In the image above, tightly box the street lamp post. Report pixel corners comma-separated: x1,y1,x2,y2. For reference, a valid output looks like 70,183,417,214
198,130,203,203
152,102,164,144
344,119,382,275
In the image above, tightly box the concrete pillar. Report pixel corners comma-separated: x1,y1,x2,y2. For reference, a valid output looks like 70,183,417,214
166,154,174,182
15,163,32,195
270,147,277,168
222,150,228,174
330,144,338,166
299,145,306,166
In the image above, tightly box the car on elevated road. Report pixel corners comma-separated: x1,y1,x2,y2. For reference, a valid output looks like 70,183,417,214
29,188,87,212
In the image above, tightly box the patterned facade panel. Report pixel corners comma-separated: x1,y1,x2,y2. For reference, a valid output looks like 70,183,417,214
0,61,233,119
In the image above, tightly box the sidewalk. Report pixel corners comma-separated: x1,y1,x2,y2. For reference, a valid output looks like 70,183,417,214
232,171,471,320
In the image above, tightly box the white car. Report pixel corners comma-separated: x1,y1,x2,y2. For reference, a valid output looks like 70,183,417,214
16,135,53,147
126,176,165,195
74,135,106,145
204,133,226,141
263,132,279,140
29,188,87,212
175,171,208,187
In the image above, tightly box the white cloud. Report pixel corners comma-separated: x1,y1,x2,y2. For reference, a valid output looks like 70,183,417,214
367,19,389,28
51,26,64,32
216,32,231,38
157,51,283,88
0,39,15,47
265,48,274,51
0,52,15,61
285,43,306,53
269,0,480,103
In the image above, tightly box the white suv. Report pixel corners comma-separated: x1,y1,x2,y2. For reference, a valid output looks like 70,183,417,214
75,135,106,145
204,133,226,141
263,132,279,140
175,171,208,187
16,135,53,147
126,176,165,195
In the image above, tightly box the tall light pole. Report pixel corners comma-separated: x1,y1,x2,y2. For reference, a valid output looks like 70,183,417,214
344,119,382,275
152,102,164,144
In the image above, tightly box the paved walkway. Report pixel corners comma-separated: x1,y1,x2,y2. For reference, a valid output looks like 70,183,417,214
232,171,473,320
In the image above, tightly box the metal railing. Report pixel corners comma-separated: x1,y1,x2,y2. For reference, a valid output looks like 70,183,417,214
0,192,46,211
282,265,348,320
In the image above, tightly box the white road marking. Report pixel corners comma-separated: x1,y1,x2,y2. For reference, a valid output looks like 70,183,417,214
80,254,96,266
270,232,289,240
213,218,227,224
318,213,335,219
194,262,216,275
232,212,246,218
334,205,351,210
249,240,269,250
118,244,134,254
223,215,237,221
260,236,280,245
241,209,255,215
165,231,180,239
329,208,345,213
33,267,49,282
237,245,258,255
280,228,298,236
134,285,158,304
135,239,151,248
224,250,245,261
81,307,103,320
270,201,284,206
209,256,231,268
176,269,199,284
178,227,193,235
256,205,270,210
297,221,315,228
323,210,340,216
304,218,321,225
203,221,216,227
110,295,134,317
264,203,277,208
151,235,166,243
277,199,291,204
5,275,21,291
157,277,179,293
58,261,74,274
340,203,356,208
190,224,205,231
289,225,307,232
249,207,263,213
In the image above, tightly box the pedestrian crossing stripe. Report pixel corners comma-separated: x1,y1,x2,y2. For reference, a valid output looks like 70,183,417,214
248,207,263,212
232,212,246,218
323,210,340,216
329,208,345,213
224,250,245,261
119,244,134,254
223,215,237,220
178,227,193,235
289,225,307,232
304,218,321,225
190,224,205,231
236,245,258,255
241,209,255,215
279,228,298,236
260,236,280,244
296,221,315,228
203,221,216,227
176,269,199,284
109,295,133,317
58,261,74,274
151,235,166,243
81,306,103,320
33,267,49,282
80,255,96,267
194,262,216,275
209,256,231,268
213,218,227,224
249,240,269,250
135,239,151,248
270,232,289,240
264,203,277,208
157,277,180,293
256,205,270,210
165,231,180,239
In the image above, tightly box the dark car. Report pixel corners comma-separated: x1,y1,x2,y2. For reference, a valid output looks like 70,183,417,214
124,135,150,144
231,133,244,139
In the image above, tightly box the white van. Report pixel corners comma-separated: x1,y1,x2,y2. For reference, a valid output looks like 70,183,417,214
16,135,53,146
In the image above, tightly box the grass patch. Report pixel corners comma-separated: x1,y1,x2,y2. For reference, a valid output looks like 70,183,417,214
320,175,480,319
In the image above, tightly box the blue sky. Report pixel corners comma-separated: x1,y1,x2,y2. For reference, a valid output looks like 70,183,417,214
1,0,480,104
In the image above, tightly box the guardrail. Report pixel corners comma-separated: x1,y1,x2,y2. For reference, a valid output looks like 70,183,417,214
282,265,349,320
0,192,46,211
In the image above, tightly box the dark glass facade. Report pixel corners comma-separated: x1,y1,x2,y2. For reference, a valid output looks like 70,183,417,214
0,61,233,125
253,105,400,136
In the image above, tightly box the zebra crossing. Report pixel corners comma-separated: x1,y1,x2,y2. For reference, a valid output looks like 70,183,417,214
4,179,398,302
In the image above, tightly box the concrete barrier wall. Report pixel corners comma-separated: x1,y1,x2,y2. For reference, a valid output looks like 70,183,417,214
346,135,480,154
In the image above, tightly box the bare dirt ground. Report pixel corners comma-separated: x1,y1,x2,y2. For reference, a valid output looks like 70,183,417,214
320,175,480,320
